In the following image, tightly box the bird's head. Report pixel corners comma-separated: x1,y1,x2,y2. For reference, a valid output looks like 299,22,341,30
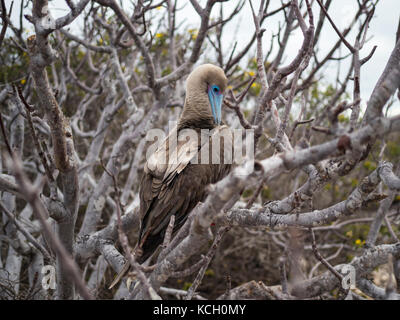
183,64,228,126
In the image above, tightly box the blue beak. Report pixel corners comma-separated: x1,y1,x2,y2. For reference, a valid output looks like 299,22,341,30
208,86,223,125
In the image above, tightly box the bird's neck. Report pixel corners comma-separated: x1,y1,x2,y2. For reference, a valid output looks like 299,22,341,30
178,114,215,131
178,96,216,131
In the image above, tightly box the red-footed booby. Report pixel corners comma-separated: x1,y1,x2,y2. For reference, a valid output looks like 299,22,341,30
110,64,232,289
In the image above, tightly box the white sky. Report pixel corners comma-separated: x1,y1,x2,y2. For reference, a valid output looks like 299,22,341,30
9,0,400,116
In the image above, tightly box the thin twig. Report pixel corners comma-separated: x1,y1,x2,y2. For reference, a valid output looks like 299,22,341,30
0,112,12,155
100,159,159,300
309,228,348,296
186,226,230,300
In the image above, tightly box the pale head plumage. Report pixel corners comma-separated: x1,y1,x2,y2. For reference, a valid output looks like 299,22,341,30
179,64,228,129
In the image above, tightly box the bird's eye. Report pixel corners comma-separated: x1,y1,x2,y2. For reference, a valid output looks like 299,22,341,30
212,85,220,93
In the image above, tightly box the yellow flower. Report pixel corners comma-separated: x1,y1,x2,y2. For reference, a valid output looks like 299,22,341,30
156,6,162,10
155,33,164,39
188,29,198,40
20,79,26,85
251,83,258,88
98,38,103,45
355,239,362,246
248,71,255,77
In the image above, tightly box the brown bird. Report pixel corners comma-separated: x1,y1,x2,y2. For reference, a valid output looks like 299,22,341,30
110,64,232,288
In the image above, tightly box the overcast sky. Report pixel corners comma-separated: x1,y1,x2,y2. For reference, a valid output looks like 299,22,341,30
9,0,400,115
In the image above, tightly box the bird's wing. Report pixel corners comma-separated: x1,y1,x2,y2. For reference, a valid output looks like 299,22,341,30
139,127,204,240
144,125,230,196
144,126,210,197
138,125,231,256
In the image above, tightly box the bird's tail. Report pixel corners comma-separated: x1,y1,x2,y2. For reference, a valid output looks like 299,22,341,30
109,233,164,289
108,261,130,289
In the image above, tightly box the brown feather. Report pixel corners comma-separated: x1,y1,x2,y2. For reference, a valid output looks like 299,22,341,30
137,125,232,263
